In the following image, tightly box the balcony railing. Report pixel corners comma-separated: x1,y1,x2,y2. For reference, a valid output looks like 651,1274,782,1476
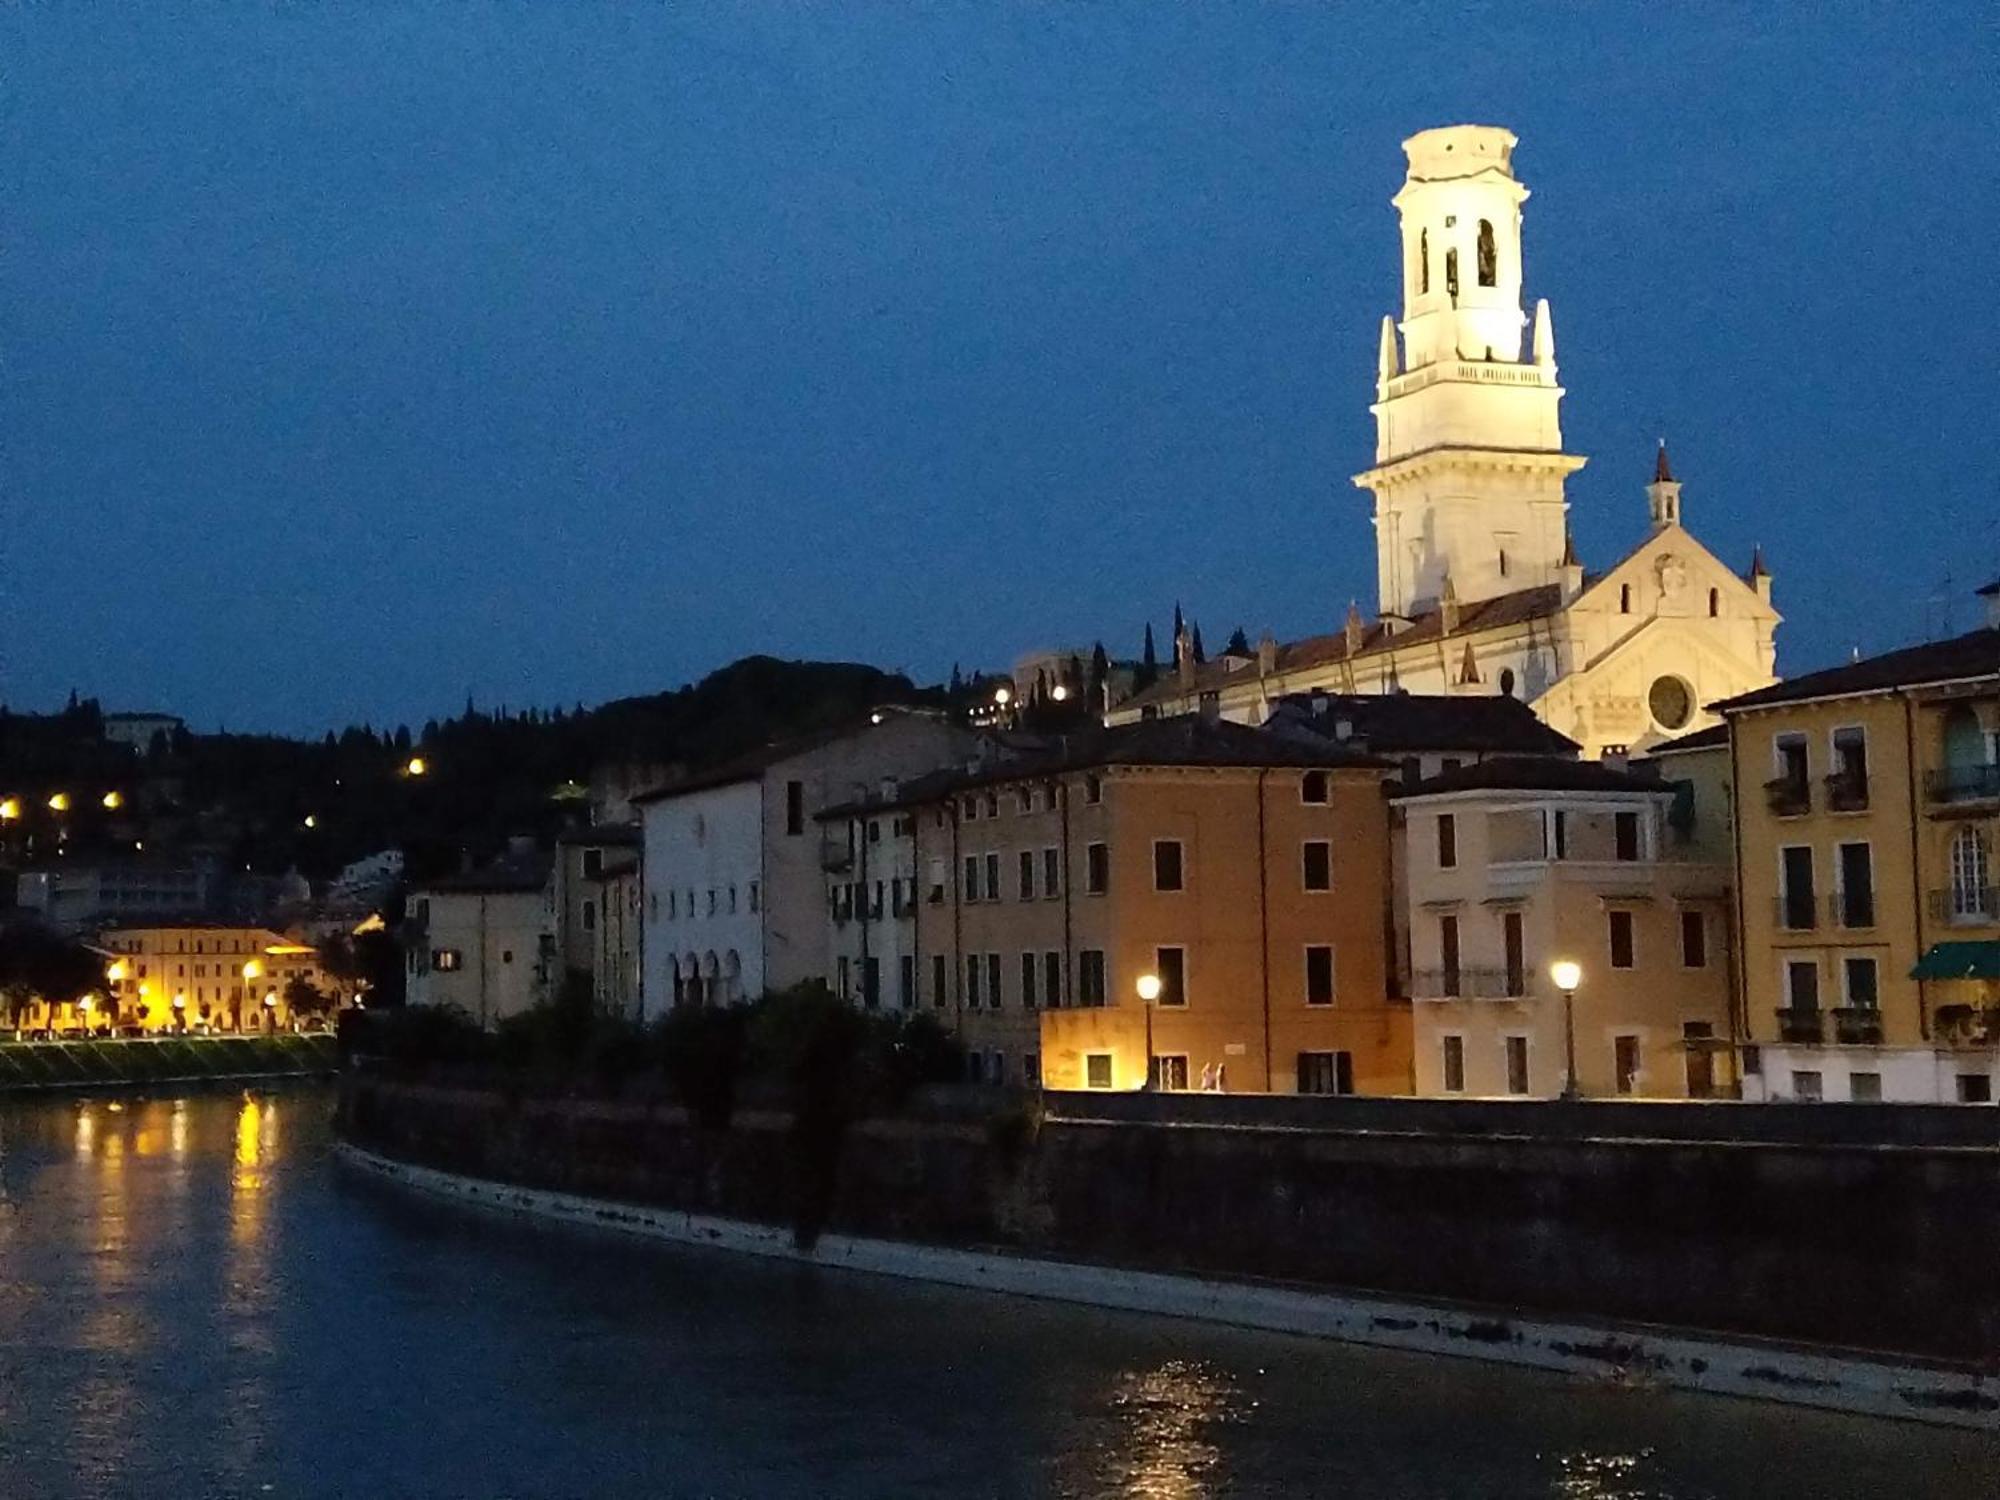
1824,770,1870,813
1925,763,2000,805
1832,1007,1883,1046
1775,1007,1824,1044
1764,775,1811,816
1929,886,2000,924
1409,966,1533,1000
1773,894,1818,931
1829,890,1876,929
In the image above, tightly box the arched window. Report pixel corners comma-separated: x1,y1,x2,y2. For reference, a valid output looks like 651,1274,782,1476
1477,220,1496,287
1445,247,1459,300
1620,584,1633,614
1301,771,1329,805
1419,229,1429,294
1499,668,1516,698
1950,827,1990,921
1708,588,1720,618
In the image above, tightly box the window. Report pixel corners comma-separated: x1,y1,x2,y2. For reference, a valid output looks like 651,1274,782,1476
666,890,676,920
1043,847,1060,897
1085,1053,1113,1089
1151,1055,1190,1091
1608,910,1635,969
582,848,604,879
1837,842,1874,927
1302,841,1332,892
863,957,881,1009
1440,914,1461,997
1437,1035,1466,1094
1792,1070,1824,1101
963,796,979,822
1018,850,1035,902
965,956,982,1009
1153,840,1184,891
431,949,462,972
1476,218,1496,286
837,956,851,999
1503,911,1525,996
1849,1072,1882,1102
1297,1051,1353,1096
501,950,514,965
1499,667,1516,698
899,955,915,1010
1444,245,1459,299
1156,947,1187,1007
1017,787,1033,815
963,854,980,903
1024,1052,1041,1087
986,953,1002,1010
1418,227,1429,293
1078,950,1106,1006
1619,584,1632,614
1020,952,1038,1010
1957,1074,1993,1105
989,1051,1007,1086
749,881,760,913
1832,725,1868,784
1784,959,1820,1014
985,793,999,818
1084,775,1102,805
728,885,738,914
1708,587,1720,618
1614,811,1640,862
785,780,805,836
707,888,717,916
1950,826,1990,920
1304,945,1334,1006
1550,809,1568,860
583,900,597,931
984,853,1001,903
1614,1035,1641,1096
1086,842,1109,894
1504,1036,1530,1096
1843,957,1879,1011
1680,909,1708,968
931,954,947,1009
1436,814,1457,869
1301,771,1329,804
868,819,881,844
1780,845,1815,929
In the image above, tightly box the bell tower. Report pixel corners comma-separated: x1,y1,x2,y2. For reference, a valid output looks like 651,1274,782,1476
1355,125,1585,619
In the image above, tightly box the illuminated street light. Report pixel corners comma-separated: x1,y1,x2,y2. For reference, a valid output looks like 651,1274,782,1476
1136,972,1162,1091
405,756,428,777
0,797,20,821
303,814,318,829
242,959,263,982
106,960,129,984
47,792,70,812
1051,684,1069,702
101,790,123,810
1550,960,1583,1102
1135,973,1163,1002
993,686,1013,706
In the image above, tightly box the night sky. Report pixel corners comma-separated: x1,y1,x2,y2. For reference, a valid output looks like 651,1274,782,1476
5,4,1994,734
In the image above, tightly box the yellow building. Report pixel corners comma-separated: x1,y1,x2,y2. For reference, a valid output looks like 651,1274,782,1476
890,716,1411,1095
94,925,330,1034
1717,594,2000,1103
1396,759,1734,1099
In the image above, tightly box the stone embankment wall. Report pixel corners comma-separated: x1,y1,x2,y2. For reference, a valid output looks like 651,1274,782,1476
339,1076,2000,1365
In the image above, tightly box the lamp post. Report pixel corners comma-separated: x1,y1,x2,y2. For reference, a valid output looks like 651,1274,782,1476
1550,960,1582,1102
1135,972,1162,1089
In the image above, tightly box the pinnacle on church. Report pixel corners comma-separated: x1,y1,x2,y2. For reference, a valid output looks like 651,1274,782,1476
1560,528,1580,569
1654,440,1674,484
1747,545,1771,580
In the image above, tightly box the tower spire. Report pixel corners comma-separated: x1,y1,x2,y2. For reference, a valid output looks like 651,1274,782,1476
1646,440,1684,530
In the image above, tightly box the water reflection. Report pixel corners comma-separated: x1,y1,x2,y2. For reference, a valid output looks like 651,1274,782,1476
1059,1359,1240,1499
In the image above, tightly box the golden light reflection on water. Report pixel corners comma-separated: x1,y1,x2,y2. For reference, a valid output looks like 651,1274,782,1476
1554,1448,1659,1499
1062,1358,1240,1499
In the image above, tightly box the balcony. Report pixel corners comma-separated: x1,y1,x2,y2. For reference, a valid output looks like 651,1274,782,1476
1764,775,1811,817
1775,1007,1824,1044
1929,886,2000,925
1828,890,1876,930
1773,894,1818,932
1409,966,1533,1001
1824,770,1870,813
1832,1007,1883,1046
1925,763,2000,807
1934,1004,2000,1049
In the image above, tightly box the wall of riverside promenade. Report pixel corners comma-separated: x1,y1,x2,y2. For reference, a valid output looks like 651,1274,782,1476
338,1075,2000,1364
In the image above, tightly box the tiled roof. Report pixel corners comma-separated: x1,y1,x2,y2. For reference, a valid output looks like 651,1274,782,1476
1643,723,1729,756
414,853,551,895
1395,756,1665,798
1117,583,1567,712
1715,626,2000,712
631,708,958,805
1271,692,1579,756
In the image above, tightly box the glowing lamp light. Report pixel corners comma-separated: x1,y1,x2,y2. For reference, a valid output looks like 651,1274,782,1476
1135,973,1163,1003
101,790,123,810
172,993,187,1011
0,797,20,821
405,757,428,777
1550,959,1582,993
263,992,278,1009
994,686,1014,706
242,959,263,981
79,994,95,1015
1051,684,1069,702
303,814,317,829
106,960,129,984
869,711,884,725
47,792,70,813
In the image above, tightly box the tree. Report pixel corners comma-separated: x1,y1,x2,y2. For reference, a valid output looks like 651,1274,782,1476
1226,626,1251,657
1191,623,1206,664
1171,601,1185,656
1136,624,1158,690
1089,642,1110,708
0,924,102,1031
284,975,334,1026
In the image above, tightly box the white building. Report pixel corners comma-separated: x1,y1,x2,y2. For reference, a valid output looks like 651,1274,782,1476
1111,124,1780,759
405,850,553,1026
637,712,978,1009
101,711,183,753
816,783,939,1013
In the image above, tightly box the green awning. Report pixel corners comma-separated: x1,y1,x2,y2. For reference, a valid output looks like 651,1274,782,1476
1911,942,2000,981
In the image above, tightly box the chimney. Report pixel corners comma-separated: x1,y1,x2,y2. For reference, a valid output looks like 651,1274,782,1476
1344,601,1364,656
1257,631,1278,676
1559,528,1585,604
1601,747,1630,773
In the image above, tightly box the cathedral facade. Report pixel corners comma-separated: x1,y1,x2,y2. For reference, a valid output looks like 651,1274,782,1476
1110,125,1779,758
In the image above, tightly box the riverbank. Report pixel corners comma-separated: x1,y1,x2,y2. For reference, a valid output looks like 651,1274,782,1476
337,1074,2000,1428
0,1033,337,1093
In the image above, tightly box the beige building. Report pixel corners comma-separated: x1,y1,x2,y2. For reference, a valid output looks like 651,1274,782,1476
888,717,1411,1094
1718,595,2000,1103
405,850,553,1027
550,825,642,1016
1396,759,1734,1099
1111,125,1779,757
97,924,329,1034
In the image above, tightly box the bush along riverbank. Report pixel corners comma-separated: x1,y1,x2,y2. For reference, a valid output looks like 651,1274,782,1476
0,1032,338,1092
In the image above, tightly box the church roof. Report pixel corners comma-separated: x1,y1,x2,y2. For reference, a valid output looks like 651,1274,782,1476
1269,692,1579,756
1117,582,1568,713
1715,624,2000,712
1394,756,1666,798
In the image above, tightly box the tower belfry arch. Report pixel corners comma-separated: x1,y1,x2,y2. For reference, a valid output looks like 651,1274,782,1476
1355,125,1585,620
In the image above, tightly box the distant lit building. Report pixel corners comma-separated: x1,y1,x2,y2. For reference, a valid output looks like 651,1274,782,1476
405,847,553,1026
96,923,328,1034
100,711,184,754
16,856,221,933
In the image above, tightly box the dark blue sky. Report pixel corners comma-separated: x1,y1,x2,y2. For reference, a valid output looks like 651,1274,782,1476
5,4,1994,734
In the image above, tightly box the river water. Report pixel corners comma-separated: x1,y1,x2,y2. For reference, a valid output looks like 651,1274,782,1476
0,1087,1988,1499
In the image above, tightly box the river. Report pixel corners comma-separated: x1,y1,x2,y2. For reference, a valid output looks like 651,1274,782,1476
0,1087,1987,1498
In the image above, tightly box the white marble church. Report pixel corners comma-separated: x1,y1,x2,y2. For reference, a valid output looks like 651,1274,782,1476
1110,124,1779,758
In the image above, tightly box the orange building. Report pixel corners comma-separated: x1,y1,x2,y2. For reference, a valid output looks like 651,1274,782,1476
887,717,1411,1094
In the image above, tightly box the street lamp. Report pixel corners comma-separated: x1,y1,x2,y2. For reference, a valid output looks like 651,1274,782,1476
101,790,123,810
47,792,70,813
78,993,95,1035
405,756,428,777
993,686,1014,706
0,797,19,821
1051,684,1069,702
1136,972,1162,1090
1550,959,1583,1102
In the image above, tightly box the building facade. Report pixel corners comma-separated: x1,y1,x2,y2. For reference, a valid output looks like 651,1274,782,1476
405,854,553,1027
550,825,643,1015
1109,125,1780,758
1719,603,2000,1103
1397,760,1734,1099
97,924,327,1034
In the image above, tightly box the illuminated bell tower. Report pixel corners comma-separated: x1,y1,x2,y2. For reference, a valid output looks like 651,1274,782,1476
1355,125,1585,619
